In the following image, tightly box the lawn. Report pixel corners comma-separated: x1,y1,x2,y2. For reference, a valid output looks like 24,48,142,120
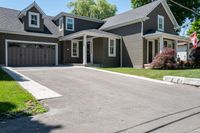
0,68,46,120
101,68,200,80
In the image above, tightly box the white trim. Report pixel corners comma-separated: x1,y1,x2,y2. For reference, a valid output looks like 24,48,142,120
5,39,58,66
59,17,64,31
108,38,116,57
71,40,79,58
143,32,190,42
29,12,40,28
66,17,75,31
158,15,164,31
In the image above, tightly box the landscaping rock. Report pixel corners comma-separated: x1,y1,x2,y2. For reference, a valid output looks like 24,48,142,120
163,76,200,87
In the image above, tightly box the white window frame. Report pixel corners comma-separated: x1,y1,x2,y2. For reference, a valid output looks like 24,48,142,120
29,12,40,28
71,40,79,58
66,17,75,31
158,15,164,31
59,17,64,31
108,38,116,57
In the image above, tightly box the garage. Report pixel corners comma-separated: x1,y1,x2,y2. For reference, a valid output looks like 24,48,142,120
6,40,58,66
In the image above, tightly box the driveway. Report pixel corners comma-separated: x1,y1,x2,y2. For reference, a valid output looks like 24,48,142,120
1,66,200,133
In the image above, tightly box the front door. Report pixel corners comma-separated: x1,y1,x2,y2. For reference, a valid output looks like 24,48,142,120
87,41,90,63
148,41,153,63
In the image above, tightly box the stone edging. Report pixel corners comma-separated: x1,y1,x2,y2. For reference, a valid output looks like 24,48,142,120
163,76,200,87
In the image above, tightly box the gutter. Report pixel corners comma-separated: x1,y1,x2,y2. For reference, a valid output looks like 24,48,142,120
0,29,60,38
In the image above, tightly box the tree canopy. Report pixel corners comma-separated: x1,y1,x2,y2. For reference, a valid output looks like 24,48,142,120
188,19,200,38
131,0,200,25
67,0,117,20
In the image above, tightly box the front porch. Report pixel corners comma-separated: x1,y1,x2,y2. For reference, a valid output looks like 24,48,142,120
59,29,121,67
143,32,190,64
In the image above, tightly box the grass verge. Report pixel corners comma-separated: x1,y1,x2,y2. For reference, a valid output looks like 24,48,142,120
100,68,200,80
0,68,46,120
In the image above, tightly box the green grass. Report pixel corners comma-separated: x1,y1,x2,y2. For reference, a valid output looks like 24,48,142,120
0,68,46,120
100,68,200,80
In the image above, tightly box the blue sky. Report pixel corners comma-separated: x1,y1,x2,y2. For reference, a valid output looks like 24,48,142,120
0,0,132,16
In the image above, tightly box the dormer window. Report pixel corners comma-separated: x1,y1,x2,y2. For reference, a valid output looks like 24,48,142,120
29,12,40,28
66,17,74,31
59,17,63,31
158,15,164,31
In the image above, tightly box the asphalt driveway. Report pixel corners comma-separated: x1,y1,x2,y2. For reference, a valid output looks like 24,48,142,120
1,66,200,133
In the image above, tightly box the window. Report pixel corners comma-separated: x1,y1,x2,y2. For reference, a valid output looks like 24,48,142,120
66,17,74,31
71,41,79,57
158,15,164,31
59,17,63,31
29,12,40,28
108,38,116,57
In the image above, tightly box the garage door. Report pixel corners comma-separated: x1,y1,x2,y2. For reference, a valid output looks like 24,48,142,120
8,43,56,66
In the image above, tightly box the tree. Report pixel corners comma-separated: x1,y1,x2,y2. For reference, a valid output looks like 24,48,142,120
188,19,200,39
130,0,200,25
67,0,117,20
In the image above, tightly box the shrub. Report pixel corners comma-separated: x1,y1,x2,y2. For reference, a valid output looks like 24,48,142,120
150,48,176,69
189,48,200,67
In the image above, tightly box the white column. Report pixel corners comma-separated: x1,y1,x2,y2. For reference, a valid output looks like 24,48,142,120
83,35,87,65
174,40,178,61
159,36,164,53
5,40,8,66
55,44,58,65
187,42,190,61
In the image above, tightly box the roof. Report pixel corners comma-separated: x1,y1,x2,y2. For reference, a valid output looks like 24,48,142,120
60,29,121,41
18,2,46,18
53,12,105,23
100,0,179,31
143,31,190,42
0,7,61,37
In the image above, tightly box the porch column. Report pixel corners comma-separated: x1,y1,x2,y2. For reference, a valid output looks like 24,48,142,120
159,36,164,53
187,42,190,61
83,34,87,65
174,40,178,61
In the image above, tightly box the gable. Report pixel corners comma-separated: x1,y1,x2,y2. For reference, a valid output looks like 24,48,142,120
143,3,178,35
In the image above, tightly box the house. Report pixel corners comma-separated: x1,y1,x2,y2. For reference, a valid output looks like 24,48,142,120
0,0,189,68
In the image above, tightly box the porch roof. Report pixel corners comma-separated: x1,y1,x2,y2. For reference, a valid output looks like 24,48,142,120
59,29,121,41
143,31,190,42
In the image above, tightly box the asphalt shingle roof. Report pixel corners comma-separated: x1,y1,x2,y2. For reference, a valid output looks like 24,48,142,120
0,7,60,36
99,0,161,30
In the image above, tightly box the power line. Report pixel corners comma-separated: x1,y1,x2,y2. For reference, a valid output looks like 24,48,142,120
168,0,200,16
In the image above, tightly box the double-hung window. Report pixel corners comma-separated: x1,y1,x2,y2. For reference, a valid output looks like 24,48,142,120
66,17,74,31
108,38,116,57
71,41,79,57
59,17,63,31
29,12,40,28
158,15,164,31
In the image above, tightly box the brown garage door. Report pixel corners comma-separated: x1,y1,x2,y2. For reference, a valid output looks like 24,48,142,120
8,43,55,66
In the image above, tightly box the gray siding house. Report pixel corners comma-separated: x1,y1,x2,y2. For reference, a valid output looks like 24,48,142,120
0,0,189,67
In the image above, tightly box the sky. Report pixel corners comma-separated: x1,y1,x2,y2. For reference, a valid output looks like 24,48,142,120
0,0,132,16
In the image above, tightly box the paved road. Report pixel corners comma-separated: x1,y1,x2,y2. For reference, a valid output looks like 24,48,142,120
1,67,200,133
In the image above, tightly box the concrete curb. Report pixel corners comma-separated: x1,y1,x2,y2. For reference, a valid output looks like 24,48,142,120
163,76,200,87
1,67,62,100
85,67,174,85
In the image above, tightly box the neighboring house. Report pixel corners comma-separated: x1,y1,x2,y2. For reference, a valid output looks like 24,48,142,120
0,0,189,68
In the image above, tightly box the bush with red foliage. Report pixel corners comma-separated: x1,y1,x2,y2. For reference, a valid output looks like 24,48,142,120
150,48,176,69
